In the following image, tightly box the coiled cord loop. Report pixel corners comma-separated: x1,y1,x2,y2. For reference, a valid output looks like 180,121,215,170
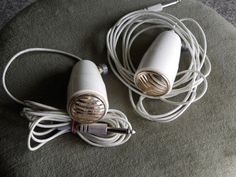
107,10,211,122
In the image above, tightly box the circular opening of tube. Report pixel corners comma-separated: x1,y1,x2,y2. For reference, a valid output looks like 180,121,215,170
135,71,170,96
68,94,106,124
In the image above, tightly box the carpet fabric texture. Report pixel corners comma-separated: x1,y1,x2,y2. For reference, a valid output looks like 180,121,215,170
0,0,236,176
0,0,235,30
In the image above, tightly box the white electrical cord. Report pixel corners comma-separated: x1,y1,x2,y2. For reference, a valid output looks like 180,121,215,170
2,48,133,151
2,1,212,151
106,4,211,122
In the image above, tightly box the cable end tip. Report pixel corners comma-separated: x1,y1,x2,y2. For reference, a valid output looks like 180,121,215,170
129,129,136,134
162,0,181,8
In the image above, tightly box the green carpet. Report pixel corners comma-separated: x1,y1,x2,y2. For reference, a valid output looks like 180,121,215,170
0,0,235,176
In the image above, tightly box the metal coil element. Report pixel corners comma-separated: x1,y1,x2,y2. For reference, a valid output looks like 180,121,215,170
135,71,170,96
68,94,106,123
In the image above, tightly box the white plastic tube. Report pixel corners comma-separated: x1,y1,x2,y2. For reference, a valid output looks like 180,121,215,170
67,60,109,123
134,30,181,96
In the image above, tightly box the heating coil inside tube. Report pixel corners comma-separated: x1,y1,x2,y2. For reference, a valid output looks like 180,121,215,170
135,71,170,96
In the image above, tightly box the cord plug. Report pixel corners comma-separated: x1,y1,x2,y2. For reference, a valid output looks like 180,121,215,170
145,0,181,12
79,123,136,135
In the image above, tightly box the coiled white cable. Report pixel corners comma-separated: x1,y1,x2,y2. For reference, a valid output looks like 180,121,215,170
2,48,133,151
106,6,211,122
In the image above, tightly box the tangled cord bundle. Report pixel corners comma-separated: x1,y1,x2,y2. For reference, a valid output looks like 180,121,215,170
2,48,133,151
106,10,211,122
23,100,132,151
2,2,212,151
